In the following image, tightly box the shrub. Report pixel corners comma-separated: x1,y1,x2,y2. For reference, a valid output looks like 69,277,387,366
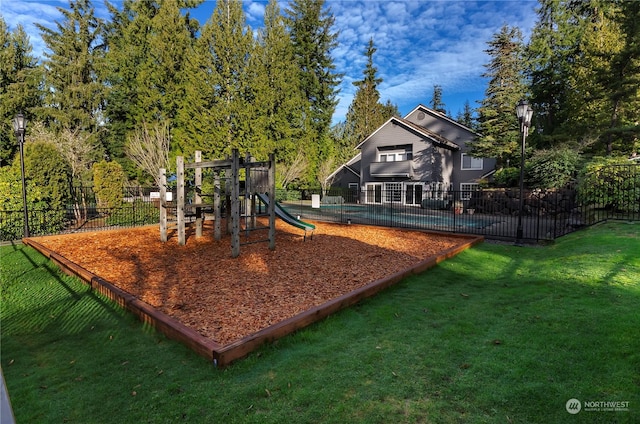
0,141,71,238
93,160,127,209
493,167,520,187
578,157,640,213
527,148,581,189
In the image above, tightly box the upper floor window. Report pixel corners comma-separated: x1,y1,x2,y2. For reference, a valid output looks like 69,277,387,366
378,150,412,162
461,153,483,170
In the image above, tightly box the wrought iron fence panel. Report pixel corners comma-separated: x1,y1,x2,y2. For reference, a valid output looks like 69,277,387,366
2,166,638,242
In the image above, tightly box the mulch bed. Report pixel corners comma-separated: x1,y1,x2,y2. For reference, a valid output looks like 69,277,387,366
28,220,479,360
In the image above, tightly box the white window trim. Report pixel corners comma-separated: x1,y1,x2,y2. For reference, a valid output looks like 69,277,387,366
461,153,483,170
460,183,480,200
378,150,410,162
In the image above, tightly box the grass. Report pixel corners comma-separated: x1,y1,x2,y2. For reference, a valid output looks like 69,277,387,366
1,221,639,423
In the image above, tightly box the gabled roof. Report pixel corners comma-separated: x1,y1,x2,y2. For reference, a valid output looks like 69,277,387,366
355,116,460,150
326,153,361,182
407,104,482,137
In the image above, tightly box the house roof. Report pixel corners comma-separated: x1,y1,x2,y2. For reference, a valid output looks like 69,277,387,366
407,104,482,137
355,116,460,150
326,153,361,182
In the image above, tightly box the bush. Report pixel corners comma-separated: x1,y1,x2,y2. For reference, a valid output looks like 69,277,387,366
527,148,581,189
578,157,640,213
93,160,127,209
0,141,71,238
493,167,520,187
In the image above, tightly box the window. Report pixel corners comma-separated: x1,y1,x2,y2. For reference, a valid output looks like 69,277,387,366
461,153,483,170
378,150,412,162
384,183,402,203
365,183,383,204
460,183,479,200
405,184,424,205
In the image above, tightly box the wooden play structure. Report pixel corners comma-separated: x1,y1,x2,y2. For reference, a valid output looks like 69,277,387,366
159,149,276,257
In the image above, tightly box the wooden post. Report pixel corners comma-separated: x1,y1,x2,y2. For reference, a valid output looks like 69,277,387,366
268,153,276,251
159,168,167,242
230,149,240,257
195,150,203,238
214,171,221,241
177,156,186,246
244,152,252,235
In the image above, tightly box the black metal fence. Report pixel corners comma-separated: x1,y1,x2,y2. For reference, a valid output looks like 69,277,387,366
1,165,638,243
279,187,588,242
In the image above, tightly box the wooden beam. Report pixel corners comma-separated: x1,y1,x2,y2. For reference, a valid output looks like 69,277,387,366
159,168,167,242
195,151,203,238
177,156,185,246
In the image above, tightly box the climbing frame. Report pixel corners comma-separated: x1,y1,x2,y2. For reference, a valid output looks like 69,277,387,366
159,149,276,257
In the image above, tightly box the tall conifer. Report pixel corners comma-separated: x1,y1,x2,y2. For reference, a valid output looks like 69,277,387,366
252,0,305,164
37,0,104,132
286,0,342,183
473,25,527,166
0,20,43,166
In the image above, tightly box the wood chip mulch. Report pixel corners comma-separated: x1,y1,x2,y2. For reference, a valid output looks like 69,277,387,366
33,221,467,345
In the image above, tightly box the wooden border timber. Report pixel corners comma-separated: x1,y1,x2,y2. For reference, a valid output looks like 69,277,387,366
22,231,483,368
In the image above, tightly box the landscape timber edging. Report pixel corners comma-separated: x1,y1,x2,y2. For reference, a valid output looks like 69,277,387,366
22,232,483,367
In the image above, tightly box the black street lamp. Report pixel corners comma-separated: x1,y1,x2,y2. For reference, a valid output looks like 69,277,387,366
515,100,533,245
12,113,29,238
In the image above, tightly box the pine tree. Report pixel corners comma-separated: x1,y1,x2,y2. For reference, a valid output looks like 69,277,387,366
456,100,476,129
472,25,527,166
251,0,305,164
600,0,640,155
176,0,254,159
341,38,397,164
104,0,200,176
0,19,43,166
37,0,105,133
286,0,342,183
526,0,582,145
430,85,446,113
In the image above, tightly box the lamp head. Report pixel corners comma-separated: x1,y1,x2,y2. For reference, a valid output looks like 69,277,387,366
13,113,26,136
516,100,533,129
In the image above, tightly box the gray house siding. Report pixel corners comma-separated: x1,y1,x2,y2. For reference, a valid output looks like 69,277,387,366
406,106,495,190
328,105,497,205
331,166,360,190
360,121,455,184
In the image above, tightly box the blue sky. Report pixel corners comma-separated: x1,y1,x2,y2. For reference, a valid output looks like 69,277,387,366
3,0,539,123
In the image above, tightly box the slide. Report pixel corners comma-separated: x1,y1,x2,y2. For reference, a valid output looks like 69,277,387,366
256,193,316,234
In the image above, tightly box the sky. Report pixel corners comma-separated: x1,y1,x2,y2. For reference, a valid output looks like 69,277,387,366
2,0,540,123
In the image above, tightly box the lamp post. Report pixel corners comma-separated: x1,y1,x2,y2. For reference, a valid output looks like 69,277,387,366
515,100,533,245
12,113,29,238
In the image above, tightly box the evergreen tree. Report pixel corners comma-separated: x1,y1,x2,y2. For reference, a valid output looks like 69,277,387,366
176,0,254,159
472,25,527,166
526,0,582,146
286,0,342,183
341,38,397,164
600,0,640,155
456,100,476,129
104,0,200,176
0,19,43,166
430,85,446,113
37,0,105,133
251,0,305,164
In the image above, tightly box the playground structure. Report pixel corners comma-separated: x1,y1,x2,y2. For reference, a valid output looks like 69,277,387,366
159,149,277,257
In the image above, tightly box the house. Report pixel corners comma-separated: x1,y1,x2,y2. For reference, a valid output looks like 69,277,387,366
328,104,495,206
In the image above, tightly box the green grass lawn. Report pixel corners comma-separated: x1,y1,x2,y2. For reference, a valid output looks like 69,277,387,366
1,221,639,423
